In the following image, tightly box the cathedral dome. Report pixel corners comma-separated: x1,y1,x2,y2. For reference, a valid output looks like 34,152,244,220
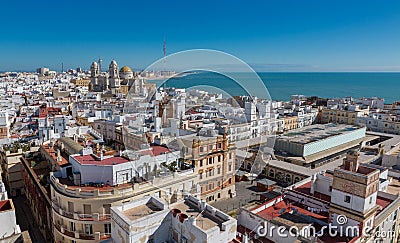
120,66,133,73
119,66,134,79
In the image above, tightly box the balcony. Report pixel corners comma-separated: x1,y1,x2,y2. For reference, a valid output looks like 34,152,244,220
54,222,111,242
50,168,198,203
52,200,111,222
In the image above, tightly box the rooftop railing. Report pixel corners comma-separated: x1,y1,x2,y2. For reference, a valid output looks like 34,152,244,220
50,169,196,198
52,199,111,222
54,222,111,241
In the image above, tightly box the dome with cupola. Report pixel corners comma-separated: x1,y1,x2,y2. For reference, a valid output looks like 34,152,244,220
119,66,134,79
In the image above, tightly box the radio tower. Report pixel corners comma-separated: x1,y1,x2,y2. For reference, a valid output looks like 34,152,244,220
163,38,167,103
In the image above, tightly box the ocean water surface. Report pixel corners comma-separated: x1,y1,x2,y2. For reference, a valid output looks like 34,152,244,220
149,72,400,103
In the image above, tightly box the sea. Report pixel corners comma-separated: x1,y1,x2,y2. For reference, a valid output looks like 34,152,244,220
148,72,400,103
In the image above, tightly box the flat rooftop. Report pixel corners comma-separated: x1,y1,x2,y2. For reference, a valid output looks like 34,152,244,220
72,154,130,166
277,123,363,144
139,145,170,157
122,201,163,221
385,178,400,195
173,200,224,231
253,198,329,224
293,181,331,202
41,144,69,166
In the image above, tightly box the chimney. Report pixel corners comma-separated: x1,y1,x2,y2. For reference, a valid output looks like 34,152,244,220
343,149,360,172
188,216,196,226
310,174,316,195
200,199,206,211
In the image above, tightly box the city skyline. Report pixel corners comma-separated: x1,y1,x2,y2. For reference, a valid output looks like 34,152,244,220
1,0,400,72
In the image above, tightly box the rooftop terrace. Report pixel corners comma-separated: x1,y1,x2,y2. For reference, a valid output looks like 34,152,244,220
122,200,163,221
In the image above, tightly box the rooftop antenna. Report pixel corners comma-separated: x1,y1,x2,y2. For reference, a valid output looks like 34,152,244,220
163,38,167,102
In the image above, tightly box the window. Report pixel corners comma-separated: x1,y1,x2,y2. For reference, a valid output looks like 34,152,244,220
229,153,232,160
329,186,332,192
344,195,351,203
103,204,111,214
217,167,221,174
200,173,203,179
104,224,111,234
85,224,93,235
83,204,91,214
70,222,75,231
199,160,203,167
369,196,372,204
228,164,232,171
269,170,275,178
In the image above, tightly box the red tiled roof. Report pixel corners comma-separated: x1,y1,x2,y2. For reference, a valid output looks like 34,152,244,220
293,181,331,202
0,200,12,211
42,145,69,166
73,154,130,165
376,196,393,215
139,145,170,157
255,200,329,222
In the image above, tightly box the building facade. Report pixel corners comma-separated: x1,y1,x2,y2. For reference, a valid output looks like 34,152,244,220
183,132,236,202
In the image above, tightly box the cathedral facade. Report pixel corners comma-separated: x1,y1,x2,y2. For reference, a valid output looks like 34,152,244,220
89,59,156,97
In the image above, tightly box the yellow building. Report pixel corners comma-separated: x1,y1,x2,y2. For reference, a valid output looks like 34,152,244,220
183,133,236,202
71,79,91,87
321,108,369,125
284,116,298,131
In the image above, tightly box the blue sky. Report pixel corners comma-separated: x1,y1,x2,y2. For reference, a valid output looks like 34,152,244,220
1,0,400,71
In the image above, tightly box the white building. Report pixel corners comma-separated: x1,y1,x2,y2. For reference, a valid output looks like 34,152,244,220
111,195,237,243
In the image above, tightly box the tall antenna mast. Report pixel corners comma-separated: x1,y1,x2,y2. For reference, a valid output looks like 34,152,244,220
163,38,166,103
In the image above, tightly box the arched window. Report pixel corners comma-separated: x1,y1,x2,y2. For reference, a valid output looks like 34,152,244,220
247,163,252,170
294,177,300,183
285,174,291,183
276,172,283,181
269,169,275,178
